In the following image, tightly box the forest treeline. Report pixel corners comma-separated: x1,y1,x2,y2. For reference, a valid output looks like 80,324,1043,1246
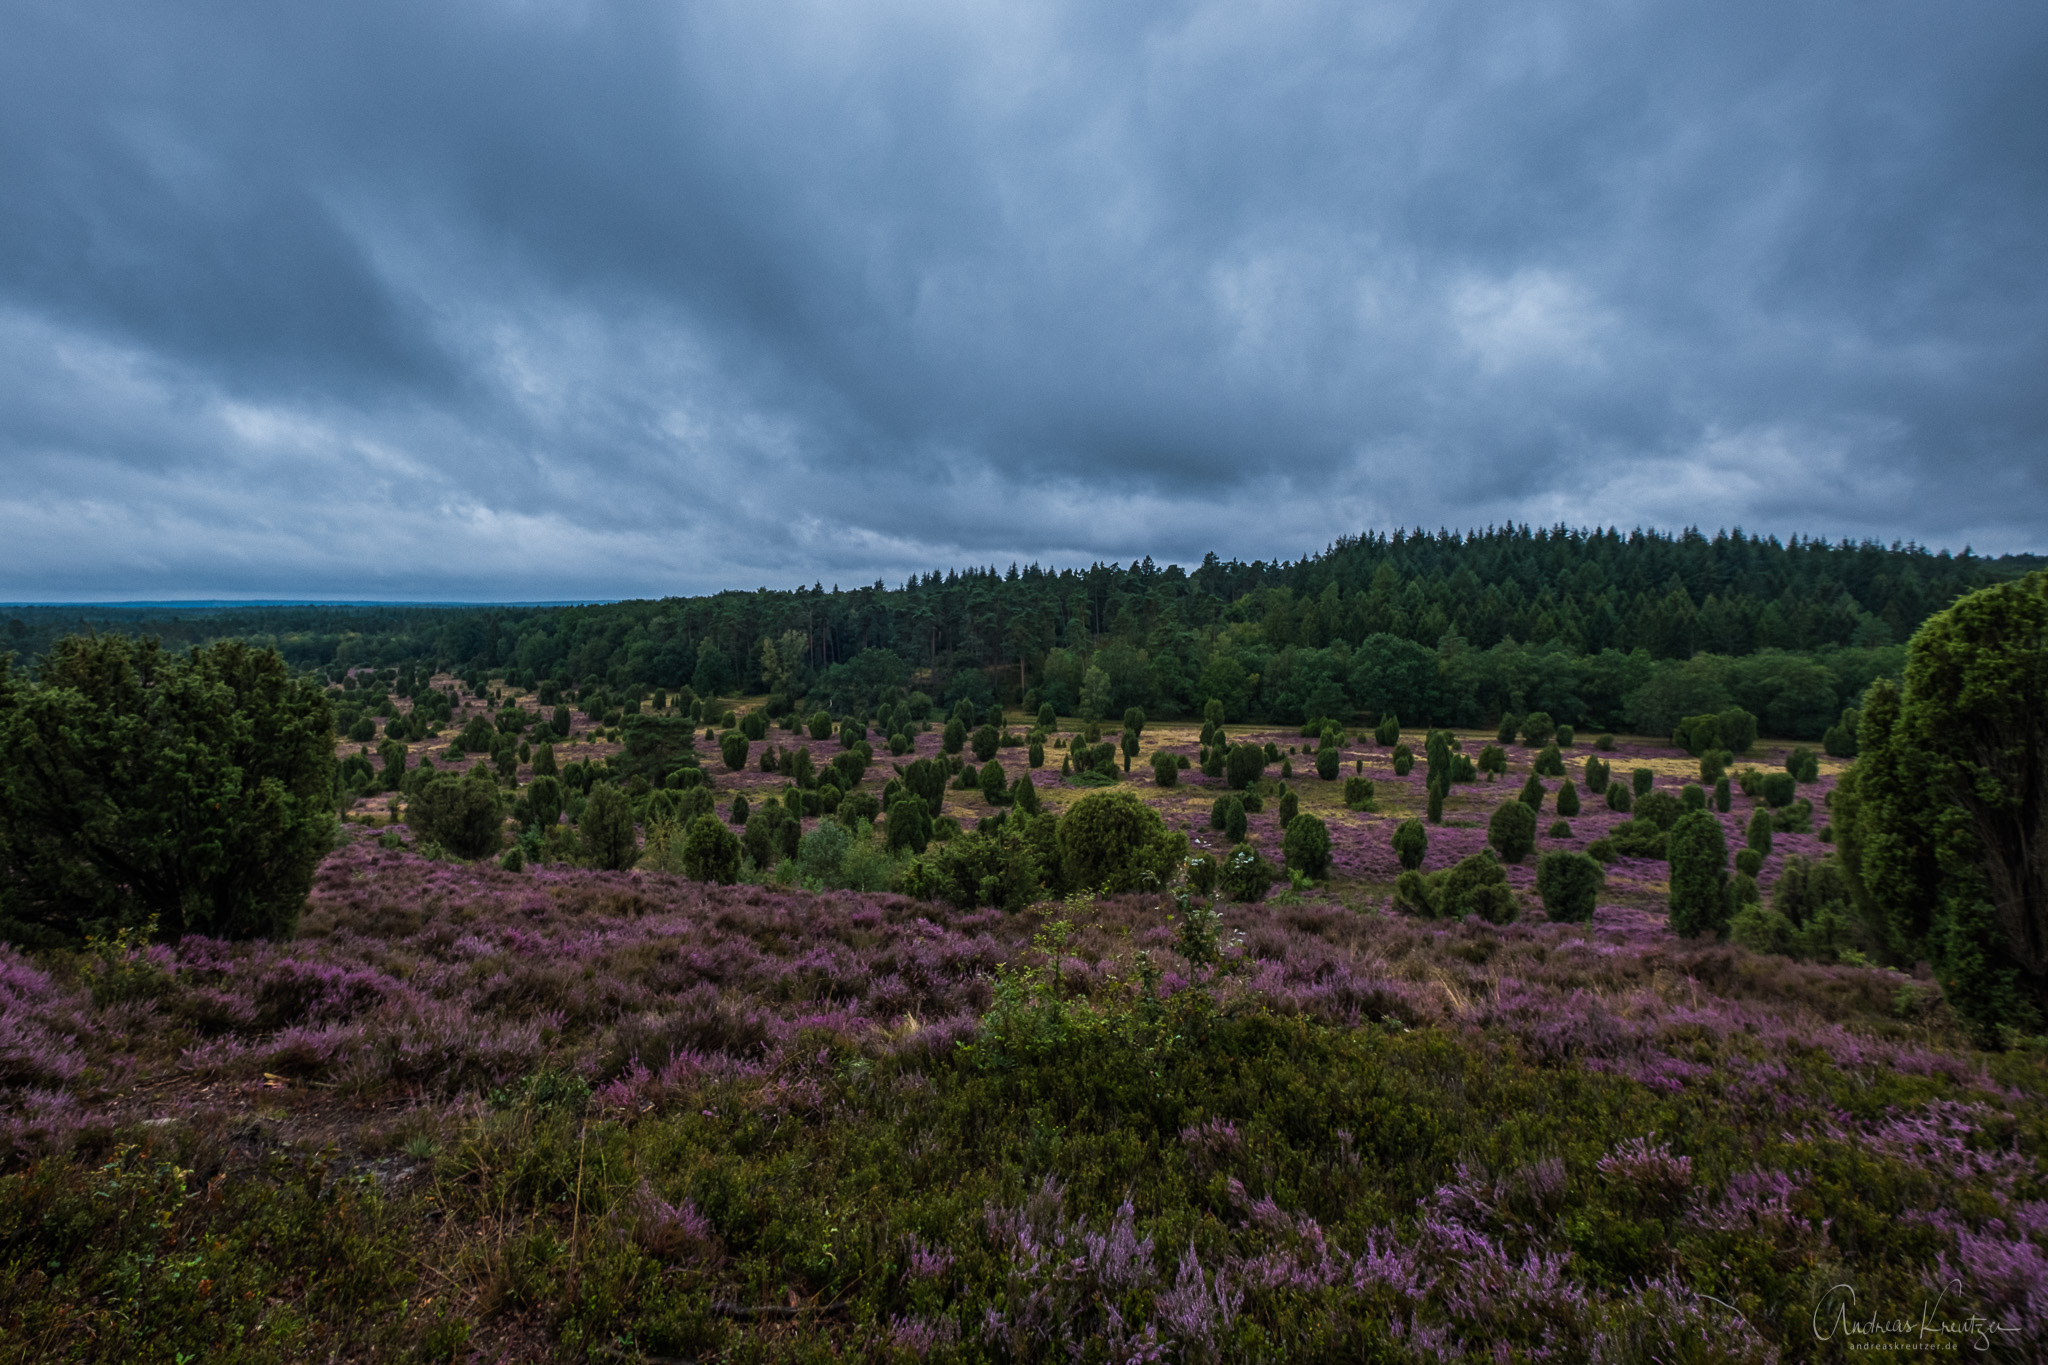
5,525,2038,739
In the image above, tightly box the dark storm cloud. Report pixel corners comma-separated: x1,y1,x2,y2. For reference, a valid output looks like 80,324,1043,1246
0,0,2043,600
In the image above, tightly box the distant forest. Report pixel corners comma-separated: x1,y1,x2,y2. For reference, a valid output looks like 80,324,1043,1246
6,526,2039,739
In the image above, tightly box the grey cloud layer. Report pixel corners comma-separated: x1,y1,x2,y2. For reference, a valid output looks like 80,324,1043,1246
1,0,2042,599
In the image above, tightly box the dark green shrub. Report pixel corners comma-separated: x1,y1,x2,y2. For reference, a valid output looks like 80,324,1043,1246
347,715,376,743
1534,743,1564,776
1606,780,1632,812
1633,790,1683,831
1315,744,1340,781
1718,707,1759,755
1736,847,1764,877
681,812,740,883
1518,772,1546,812
955,761,980,791
720,731,749,772
1822,706,1860,758
531,742,558,778
1714,776,1732,812
1761,771,1795,808
1519,711,1556,746
1225,742,1266,790
1774,797,1814,834
1556,725,1575,747
1668,809,1730,938
1594,732,1616,750
1037,702,1057,731
1277,788,1299,825
1632,767,1654,797
1344,776,1376,810
1495,713,1518,745
1581,754,1607,793
1013,771,1042,815
808,711,832,741
884,794,930,854
1058,788,1185,894
1477,744,1505,779
1698,749,1728,783
1744,807,1774,858
979,759,1010,805
1151,751,1178,786
1441,851,1516,922
1392,743,1414,776
1219,843,1277,902
1548,818,1571,838
1681,783,1706,811
942,718,966,755
1082,719,1102,744
525,775,563,831
741,710,768,741
578,781,637,870
551,705,572,736
1282,813,1331,878
1392,818,1427,871
730,793,750,826
1786,746,1820,782
1488,797,1537,863
1212,794,1248,843
967,724,996,762
410,765,507,861
1606,819,1669,859
1028,738,1045,768
1537,850,1604,922
1674,713,1721,756
1185,851,1218,895
1556,779,1580,817
1426,782,1444,824
1374,713,1401,746
743,803,798,869
1393,868,1436,915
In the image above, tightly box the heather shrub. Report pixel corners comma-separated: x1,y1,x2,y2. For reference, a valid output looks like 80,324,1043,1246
1059,789,1184,894
1282,813,1331,878
1518,772,1545,812
1537,850,1604,922
1519,712,1556,746
1218,843,1277,902
719,731,749,772
1488,797,1537,863
1632,767,1654,797
408,765,506,861
580,782,638,871
1343,776,1376,810
1150,750,1178,786
1315,744,1339,781
1534,743,1564,777
1374,712,1400,746
1760,771,1795,808
1391,743,1414,777
1668,810,1730,939
1633,790,1683,832
1495,713,1518,745
1606,781,1632,813
1392,818,1427,871
1212,794,1248,843
1556,779,1580,817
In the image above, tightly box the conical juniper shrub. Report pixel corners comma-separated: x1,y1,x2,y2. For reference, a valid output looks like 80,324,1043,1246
1496,712,1519,745
1714,776,1732,812
1425,780,1444,824
1746,806,1774,859
1556,779,1580,818
1583,755,1608,793
1391,743,1414,777
1488,797,1537,863
1374,712,1400,746
1315,743,1340,781
1518,772,1546,812
1632,767,1655,798
1536,849,1605,922
1668,809,1731,939
1282,813,1332,879
1606,780,1633,813
1392,818,1428,871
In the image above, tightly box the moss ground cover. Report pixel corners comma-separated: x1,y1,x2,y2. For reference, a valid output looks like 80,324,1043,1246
1,817,2044,1361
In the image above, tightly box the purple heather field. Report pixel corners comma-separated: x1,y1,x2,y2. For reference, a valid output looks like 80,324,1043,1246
5,716,2046,1360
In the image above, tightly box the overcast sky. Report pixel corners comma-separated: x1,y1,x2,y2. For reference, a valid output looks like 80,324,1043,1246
1,1,2043,601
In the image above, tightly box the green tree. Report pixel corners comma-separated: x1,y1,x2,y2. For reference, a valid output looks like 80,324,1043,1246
1668,809,1730,938
1841,572,2048,1039
410,765,506,861
579,781,639,871
0,636,336,944
1519,711,1556,746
